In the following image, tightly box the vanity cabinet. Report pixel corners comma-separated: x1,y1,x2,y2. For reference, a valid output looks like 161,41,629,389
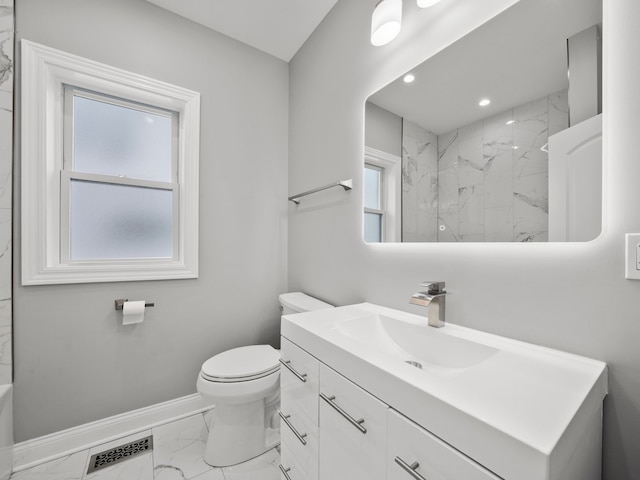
280,337,320,424
280,337,501,480
279,338,319,480
318,364,387,480
281,303,607,480
387,409,500,480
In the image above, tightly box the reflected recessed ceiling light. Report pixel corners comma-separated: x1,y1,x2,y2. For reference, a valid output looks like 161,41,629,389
371,0,403,47
478,98,491,107
417,0,441,7
506,120,515,125
403,73,415,83
513,145,519,150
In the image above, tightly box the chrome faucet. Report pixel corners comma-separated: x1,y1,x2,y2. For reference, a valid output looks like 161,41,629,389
409,281,446,328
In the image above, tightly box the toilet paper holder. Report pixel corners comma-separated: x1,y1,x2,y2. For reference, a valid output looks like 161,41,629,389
115,299,155,311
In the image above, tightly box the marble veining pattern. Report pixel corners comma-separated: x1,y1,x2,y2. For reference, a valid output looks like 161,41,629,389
402,119,438,242
10,412,280,480
402,90,567,242
433,89,567,242
0,0,11,385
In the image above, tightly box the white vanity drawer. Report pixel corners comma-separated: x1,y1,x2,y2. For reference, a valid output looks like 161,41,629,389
319,364,388,480
279,399,319,480
280,444,311,480
387,409,500,480
281,337,320,425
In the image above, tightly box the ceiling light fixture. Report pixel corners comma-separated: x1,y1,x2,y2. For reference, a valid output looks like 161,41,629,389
403,73,415,83
478,98,491,107
506,119,515,125
371,0,402,47
417,0,441,8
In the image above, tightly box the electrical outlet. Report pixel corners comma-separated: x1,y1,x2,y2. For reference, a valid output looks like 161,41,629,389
625,234,640,279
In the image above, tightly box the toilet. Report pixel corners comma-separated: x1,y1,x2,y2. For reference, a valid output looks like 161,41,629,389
196,292,334,467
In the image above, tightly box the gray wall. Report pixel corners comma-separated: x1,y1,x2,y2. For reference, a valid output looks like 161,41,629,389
13,0,288,441
364,102,402,157
288,0,640,478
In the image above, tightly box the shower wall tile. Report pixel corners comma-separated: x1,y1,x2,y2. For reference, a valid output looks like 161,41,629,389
0,0,9,386
514,173,549,242
437,130,458,170
458,132,484,188
402,119,438,242
402,90,567,243
549,90,570,136
437,165,459,241
458,184,484,241
484,148,513,209
513,97,549,149
432,89,567,242
0,299,10,382
0,94,11,210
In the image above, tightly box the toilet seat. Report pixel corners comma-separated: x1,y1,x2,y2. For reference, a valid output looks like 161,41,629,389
200,345,280,383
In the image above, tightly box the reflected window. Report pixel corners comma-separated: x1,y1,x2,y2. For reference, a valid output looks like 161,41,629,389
364,164,384,242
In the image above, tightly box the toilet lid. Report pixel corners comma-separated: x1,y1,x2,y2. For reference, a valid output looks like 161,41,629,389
201,345,280,381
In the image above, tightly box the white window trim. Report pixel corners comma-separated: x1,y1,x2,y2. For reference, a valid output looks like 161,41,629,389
364,146,401,242
21,39,200,285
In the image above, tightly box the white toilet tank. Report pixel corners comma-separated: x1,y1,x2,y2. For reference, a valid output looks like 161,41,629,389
279,292,333,315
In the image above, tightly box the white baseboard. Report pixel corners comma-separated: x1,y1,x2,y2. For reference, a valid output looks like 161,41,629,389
13,393,215,473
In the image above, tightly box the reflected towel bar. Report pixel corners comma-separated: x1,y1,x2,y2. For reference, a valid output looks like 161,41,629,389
288,179,353,205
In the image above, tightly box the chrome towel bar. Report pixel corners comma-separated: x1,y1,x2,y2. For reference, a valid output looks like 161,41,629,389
288,179,353,205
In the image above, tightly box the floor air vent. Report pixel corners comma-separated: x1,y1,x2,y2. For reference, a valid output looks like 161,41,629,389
86,435,153,474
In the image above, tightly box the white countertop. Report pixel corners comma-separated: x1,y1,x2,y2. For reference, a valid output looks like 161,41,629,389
282,303,607,480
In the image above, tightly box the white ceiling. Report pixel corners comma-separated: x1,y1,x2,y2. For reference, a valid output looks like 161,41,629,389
145,0,340,62
369,0,602,135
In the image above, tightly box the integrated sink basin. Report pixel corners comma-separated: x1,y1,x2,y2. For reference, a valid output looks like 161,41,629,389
281,302,607,480
336,313,499,372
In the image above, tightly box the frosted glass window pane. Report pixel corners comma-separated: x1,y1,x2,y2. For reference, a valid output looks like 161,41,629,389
73,95,173,182
70,180,173,260
364,212,382,243
364,166,381,209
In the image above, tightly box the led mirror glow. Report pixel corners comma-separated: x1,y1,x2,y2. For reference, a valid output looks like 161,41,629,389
371,0,402,46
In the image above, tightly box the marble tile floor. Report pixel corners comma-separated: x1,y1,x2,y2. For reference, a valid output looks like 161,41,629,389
9,411,280,480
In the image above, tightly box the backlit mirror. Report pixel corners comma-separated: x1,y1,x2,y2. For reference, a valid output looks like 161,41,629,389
364,0,603,243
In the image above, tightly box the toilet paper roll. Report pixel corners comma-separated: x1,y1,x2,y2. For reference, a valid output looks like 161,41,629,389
122,300,146,325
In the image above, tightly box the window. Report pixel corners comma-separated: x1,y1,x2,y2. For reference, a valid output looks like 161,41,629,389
363,147,401,243
364,164,384,242
21,40,200,285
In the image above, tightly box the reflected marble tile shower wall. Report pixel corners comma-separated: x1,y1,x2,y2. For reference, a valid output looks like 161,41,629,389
0,0,12,384
402,90,568,242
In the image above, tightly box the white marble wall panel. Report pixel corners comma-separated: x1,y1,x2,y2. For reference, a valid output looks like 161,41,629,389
436,166,459,241
402,119,438,242
548,90,570,137
0,0,11,386
432,89,567,242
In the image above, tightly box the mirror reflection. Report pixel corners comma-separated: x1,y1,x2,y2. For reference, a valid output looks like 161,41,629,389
364,0,603,243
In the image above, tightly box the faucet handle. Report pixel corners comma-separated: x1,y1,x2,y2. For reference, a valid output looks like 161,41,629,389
420,281,445,294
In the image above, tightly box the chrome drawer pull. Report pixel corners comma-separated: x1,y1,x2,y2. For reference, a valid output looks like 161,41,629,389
279,359,307,383
278,410,308,445
319,393,367,434
279,465,293,480
395,456,428,480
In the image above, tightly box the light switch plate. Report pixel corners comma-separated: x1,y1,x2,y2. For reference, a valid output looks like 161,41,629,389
625,234,640,279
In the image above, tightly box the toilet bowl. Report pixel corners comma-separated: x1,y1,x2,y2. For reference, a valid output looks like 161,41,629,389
197,292,334,467
197,345,280,466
